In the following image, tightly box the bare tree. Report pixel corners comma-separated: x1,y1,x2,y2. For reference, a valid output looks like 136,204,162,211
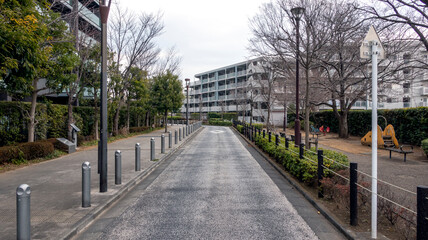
361,0,428,51
108,5,163,135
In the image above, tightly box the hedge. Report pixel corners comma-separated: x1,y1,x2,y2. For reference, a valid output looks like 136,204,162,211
207,112,237,121
0,101,151,147
0,139,55,164
422,139,428,157
254,135,349,184
208,119,233,126
309,107,428,146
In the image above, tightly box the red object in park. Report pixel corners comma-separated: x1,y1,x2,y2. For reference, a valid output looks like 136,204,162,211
319,126,330,135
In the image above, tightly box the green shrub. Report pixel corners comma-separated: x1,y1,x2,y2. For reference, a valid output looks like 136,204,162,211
287,120,313,130
254,135,348,184
237,124,243,133
422,139,428,157
0,140,55,164
253,123,263,130
208,119,232,126
129,127,151,133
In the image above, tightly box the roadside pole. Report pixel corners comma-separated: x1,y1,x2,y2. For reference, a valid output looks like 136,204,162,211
360,26,385,239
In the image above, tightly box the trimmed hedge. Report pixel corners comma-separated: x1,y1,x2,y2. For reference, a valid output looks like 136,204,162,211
255,135,349,184
422,139,428,157
207,112,237,121
310,107,428,146
129,126,151,133
0,139,55,164
208,119,233,126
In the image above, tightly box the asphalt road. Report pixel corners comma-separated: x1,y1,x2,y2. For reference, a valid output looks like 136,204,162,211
76,126,344,240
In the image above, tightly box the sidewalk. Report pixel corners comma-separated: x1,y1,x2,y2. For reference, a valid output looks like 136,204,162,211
0,123,201,240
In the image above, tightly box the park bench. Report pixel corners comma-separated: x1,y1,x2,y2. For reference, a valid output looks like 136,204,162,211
384,145,413,162
308,137,319,151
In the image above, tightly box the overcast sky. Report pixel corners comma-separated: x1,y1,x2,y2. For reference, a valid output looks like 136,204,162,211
117,0,270,82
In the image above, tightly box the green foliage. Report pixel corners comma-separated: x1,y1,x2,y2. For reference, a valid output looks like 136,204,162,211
422,139,428,157
311,107,428,145
0,139,54,164
208,119,232,126
253,123,263,130
254,134,349,184
150,71,185,117
208,112,237,120
287,120,313,130
237,124,243,133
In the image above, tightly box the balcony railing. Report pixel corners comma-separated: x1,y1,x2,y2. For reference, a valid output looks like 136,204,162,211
203,97,209,102
237,70,246,76
202,79,208,83
209,87,216,92
202,88,208,93
227,83,236,89
209,96,216,101
226,72,236,78
209,76,216,81
218,95,225,100
218,85,225,90
218,75,225,80
226,95,235,100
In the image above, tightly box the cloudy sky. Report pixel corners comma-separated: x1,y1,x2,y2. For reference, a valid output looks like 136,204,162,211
117,0,270,81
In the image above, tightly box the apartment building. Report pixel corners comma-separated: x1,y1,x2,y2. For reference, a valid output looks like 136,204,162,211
182,58,286,125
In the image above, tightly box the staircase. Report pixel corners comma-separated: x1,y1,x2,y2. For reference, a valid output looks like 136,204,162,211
383,135,395,148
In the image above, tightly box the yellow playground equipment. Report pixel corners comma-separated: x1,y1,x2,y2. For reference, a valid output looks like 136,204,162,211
361,124,399,148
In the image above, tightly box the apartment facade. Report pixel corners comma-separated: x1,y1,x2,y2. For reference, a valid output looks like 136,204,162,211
182,58,286,125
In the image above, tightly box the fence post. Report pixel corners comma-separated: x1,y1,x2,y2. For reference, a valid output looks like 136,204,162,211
275,134,279,146
169,131,172,148
16,184,31,240
175,130,178,144
299,143,304,159
150,137,155,161
350,162,358,226
317,150,324,198
285,138,289,149
417,186,428,239
82,162,91,207
161,134,165,153
135,143,141,171
115,150,121,185
179,128,182,141
268,132,272,142
249,127,253,141
263,129,266,138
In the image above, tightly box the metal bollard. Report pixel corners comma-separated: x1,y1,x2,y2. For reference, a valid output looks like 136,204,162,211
350,162,358,226
82,162,91,208
317,150,324,198
179,128,182,141
150,137,155,161
135,143,141,171
115,150,122,185
275,134,279,146
263,129,266,138
175,130,178,144
417,186,428,239
16,184,31,240
169,131,172,148
268,132,272,142
249,128,253,141
299,143,304,159
285,138,289,149
161,134,165,153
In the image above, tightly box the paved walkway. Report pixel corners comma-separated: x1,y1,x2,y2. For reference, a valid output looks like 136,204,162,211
0,123,200,240
76,126,344,240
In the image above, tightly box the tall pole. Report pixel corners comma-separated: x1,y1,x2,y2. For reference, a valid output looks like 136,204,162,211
291,7,304,146
371,41,378,239
185,78,190,125
99,0,111,193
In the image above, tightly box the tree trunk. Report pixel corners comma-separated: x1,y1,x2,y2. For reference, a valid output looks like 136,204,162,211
126,100,130,134
305,68,310,149
67,94,74,140
113,106,120,136
28,80,38,142
338,112,349,138
93,87,99,140
164,110,168,133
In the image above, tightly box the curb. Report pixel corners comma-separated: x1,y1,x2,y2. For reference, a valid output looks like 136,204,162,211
62,126,204,240
231,127,358,240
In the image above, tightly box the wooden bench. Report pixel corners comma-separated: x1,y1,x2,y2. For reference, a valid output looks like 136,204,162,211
385,145,414,162
308,137,319,151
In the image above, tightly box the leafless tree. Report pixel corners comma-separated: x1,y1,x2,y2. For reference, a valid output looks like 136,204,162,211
108,5,163,135
360,0,428,51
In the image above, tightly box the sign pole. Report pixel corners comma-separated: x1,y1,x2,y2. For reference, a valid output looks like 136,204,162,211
371,41,378,239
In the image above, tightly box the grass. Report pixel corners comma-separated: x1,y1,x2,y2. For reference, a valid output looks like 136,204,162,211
79,127,163,147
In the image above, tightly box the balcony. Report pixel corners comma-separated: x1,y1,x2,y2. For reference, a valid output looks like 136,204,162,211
203,97,209,102
237,70,246,76
193,89,201,94
227,83,236,89
209,87,216,92
218,85,225,90
226,95,235,100
209,76,216,81
421,87,428,96
202,88,208,93
218,95,225,100
226,72,236,78
218,75,225,80
209,96,216,101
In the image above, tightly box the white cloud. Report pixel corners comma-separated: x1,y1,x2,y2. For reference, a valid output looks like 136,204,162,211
115,0,269,81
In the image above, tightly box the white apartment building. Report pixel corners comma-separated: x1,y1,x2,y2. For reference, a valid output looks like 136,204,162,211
182,58,286,125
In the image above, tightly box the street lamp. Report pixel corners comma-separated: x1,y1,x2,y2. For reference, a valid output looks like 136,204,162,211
185,78,190,125
99,0,112,193
291,7,304,146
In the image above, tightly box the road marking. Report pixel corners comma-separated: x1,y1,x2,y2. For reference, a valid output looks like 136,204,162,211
210,130,224,134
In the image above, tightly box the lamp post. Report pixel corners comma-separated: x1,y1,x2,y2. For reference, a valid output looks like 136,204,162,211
185,78,190,125
99,0,112,193
291,7,304,146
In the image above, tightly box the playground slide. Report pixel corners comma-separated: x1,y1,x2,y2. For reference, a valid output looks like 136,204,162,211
361,124,399,148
